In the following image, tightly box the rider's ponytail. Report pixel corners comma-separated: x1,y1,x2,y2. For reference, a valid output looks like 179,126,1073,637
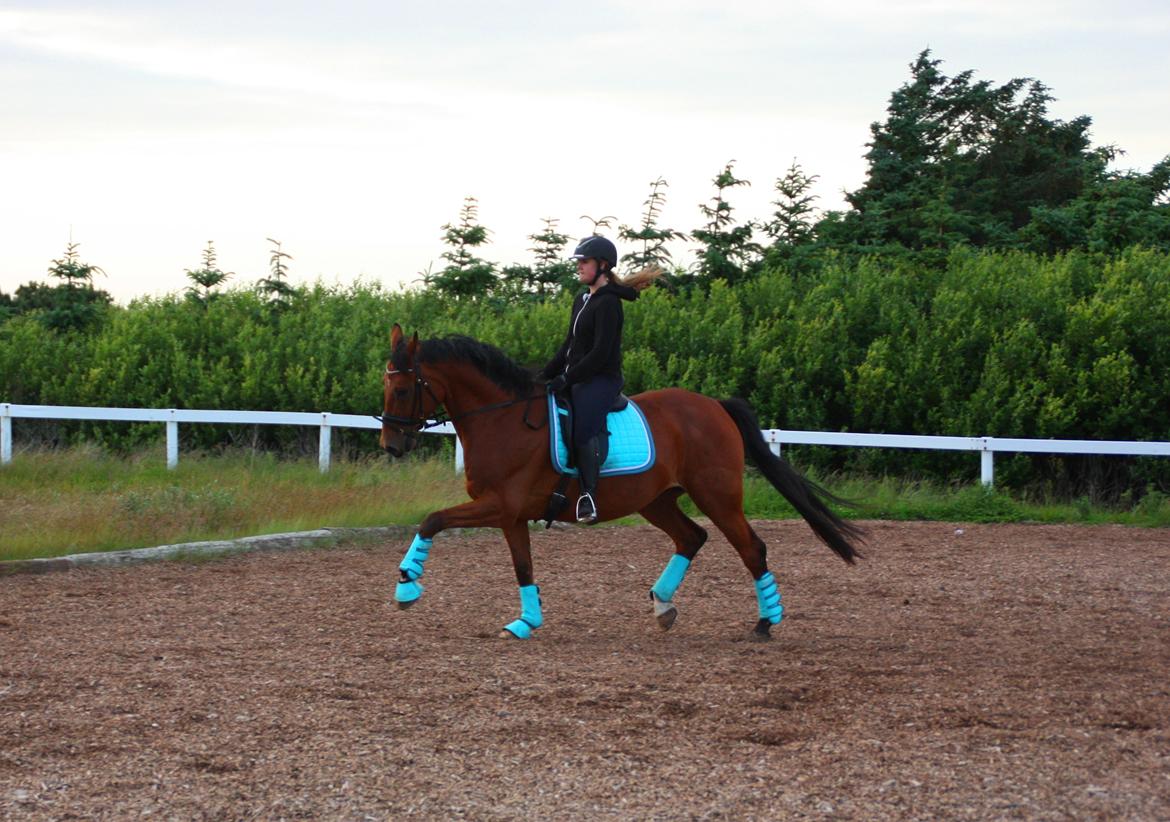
613,265,666,292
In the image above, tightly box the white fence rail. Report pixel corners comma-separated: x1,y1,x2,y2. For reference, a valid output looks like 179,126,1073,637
3,403,1169,486
761,430,1170,486
0,403,461,473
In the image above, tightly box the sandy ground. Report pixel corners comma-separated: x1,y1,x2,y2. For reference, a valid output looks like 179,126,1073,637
1,519,1168,820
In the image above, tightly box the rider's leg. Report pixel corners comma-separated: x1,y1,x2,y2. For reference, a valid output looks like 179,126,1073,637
569,376,622,524
574,436,601,523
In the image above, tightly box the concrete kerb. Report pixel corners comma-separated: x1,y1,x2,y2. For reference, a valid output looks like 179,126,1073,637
0,526,416,577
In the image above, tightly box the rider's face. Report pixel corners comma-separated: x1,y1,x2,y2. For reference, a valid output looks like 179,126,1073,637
576,257,599,283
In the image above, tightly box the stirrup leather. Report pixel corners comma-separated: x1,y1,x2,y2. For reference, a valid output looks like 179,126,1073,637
576,492,598,523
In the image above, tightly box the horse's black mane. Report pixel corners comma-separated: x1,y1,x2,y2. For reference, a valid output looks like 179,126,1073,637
394,335,537,398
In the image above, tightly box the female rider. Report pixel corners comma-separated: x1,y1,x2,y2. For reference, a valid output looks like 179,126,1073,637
540,235,641,523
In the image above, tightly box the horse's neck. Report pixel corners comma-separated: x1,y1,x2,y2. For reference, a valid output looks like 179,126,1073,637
431,362,514,428
432,361,537,472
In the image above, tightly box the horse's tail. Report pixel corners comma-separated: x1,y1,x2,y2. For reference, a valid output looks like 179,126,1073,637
719,398,865,564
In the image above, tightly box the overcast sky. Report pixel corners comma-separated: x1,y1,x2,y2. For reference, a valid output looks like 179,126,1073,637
2,1,1168,303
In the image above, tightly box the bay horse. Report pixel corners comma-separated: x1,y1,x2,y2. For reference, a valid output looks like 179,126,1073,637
379,324,864,640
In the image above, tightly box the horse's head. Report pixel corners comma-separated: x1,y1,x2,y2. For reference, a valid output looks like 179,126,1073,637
380,323,439,457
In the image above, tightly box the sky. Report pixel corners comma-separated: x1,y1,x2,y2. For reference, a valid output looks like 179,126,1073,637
2,1,1168,304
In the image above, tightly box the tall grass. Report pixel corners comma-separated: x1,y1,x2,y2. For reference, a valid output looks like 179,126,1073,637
0,447,467,561
728,469,1170,527
3,450,1168,563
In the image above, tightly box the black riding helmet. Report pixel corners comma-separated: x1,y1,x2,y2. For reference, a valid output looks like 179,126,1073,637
571,236,618,271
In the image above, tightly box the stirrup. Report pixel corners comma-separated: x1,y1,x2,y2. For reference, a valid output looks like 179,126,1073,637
576,492,598,524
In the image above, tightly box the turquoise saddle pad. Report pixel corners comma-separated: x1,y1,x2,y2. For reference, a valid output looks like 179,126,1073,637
548,394,656,477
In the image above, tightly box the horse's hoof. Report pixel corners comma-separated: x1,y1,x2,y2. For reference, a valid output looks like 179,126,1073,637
750,618,773,641
500,619,534,639
394,580,423,607
656,604,678,631
651,592,678,631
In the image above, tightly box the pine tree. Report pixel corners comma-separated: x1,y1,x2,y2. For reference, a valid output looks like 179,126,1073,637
427,197,498,298
258,238,296,307
528,217,576,296
1021,155,1170,254
766,160,820,247
37,241,112,331
691,161,761,286
579,214,617,237
185,241,232,308
818,49,1119,260
49,242,105,289
618,177,688,270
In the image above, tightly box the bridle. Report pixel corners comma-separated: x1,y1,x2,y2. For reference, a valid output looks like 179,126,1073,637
374,360,546,439
375,362,445,436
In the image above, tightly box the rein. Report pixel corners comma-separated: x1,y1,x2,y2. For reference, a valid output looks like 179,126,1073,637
374,362,546,434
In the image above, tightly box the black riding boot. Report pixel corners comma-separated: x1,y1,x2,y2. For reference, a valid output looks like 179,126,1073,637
574,436,601,524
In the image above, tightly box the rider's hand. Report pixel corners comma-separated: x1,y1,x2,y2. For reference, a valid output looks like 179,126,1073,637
548,374,568,393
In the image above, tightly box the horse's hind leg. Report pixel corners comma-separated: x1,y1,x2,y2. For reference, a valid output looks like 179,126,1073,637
685,484,782,640
639,488,707,630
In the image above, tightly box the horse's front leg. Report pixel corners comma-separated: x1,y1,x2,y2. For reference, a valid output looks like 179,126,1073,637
393,496,501,609
499,521,542,640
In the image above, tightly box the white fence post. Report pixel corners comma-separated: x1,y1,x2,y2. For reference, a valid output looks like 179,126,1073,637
1,404,11,465
319,414,332,473
166,415,179,469
766,430,781,459
455,435,465,474
981,438,995,487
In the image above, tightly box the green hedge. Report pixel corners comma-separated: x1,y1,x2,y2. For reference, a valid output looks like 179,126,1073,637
3,249,1168,498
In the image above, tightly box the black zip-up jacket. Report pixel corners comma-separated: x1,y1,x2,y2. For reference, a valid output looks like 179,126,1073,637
540,282,639,386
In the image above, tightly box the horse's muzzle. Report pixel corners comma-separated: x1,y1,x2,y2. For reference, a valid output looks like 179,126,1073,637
381,429,419,458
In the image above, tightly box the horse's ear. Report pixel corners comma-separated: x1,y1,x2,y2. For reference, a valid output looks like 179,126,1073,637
407,331,420,357
390,323,404,349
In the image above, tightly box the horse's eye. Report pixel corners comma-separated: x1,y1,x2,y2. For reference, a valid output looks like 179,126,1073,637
393,389,409,401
